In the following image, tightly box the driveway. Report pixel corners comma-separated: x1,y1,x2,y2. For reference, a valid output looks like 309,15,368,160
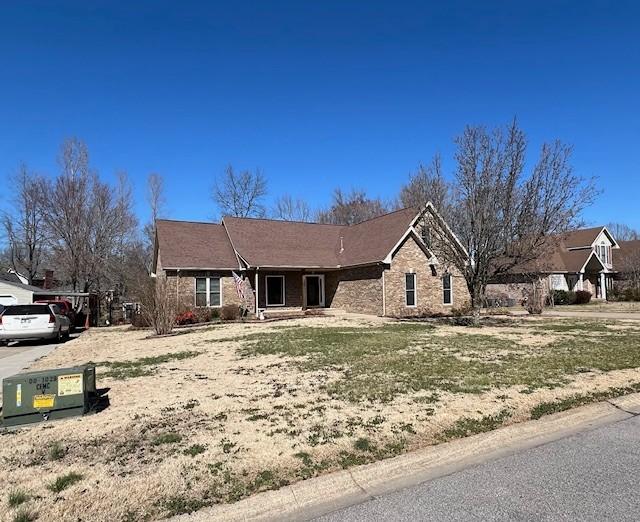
317,414,640,521
0,333,81,386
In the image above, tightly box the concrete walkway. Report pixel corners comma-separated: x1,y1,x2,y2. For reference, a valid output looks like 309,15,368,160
0,333,80,386
173,394,640,522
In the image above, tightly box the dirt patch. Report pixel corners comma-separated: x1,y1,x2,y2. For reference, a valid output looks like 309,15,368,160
2,314,640,521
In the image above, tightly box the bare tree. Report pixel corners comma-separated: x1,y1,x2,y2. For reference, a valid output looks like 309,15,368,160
139,275,176,335
439,120,598,314
273,194,312,222
43,138,138,299
213,165,267,218
317,189,389,225
399,154,451,218
606,222,639,241
144,172,166,249
1,164,48,284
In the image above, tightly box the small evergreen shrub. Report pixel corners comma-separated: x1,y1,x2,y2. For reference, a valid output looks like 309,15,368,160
575,290,592,304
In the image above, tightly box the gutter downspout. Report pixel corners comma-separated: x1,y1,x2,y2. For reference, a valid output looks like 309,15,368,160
176,269,180,305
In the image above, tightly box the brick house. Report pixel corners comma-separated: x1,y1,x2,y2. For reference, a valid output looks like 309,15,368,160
152,203,470,317
487,226,620,302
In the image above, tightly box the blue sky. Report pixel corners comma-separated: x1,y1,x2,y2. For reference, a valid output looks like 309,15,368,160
1,1,638,228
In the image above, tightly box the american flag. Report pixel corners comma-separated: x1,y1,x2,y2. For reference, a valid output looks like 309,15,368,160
232,271,246,301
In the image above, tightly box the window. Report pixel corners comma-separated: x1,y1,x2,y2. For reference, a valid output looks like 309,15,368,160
405,273,416,307
266,275,285,306
195,277,222,307
443,273,453,305
597,242,610,265
421,227,431,249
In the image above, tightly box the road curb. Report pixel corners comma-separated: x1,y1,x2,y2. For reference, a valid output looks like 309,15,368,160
175,394,640,522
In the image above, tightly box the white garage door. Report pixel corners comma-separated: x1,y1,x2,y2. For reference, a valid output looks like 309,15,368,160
0,295,17,306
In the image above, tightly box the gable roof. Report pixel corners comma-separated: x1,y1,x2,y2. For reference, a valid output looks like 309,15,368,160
562,226,619,249
155,220,239,270
222,207,420,268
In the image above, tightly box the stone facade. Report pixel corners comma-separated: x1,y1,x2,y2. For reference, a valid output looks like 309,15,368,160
325,265,384,316
384,236,470,317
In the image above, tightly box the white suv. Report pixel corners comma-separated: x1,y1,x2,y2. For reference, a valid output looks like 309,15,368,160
0,304,71,344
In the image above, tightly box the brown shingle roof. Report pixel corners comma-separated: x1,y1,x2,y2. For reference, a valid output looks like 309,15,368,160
156,220,239,269
223,207,420,268
561,226,616,249
615,240,640,268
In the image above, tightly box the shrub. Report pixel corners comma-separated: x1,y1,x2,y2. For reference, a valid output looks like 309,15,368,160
552,290,576,305
176,310,196,325
220,304,240,321
451,303,472,317
575,290,592,304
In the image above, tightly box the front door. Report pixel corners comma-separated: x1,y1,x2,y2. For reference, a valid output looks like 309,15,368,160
304,275,325,308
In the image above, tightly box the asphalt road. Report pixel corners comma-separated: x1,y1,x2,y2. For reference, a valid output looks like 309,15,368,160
316,414,640,521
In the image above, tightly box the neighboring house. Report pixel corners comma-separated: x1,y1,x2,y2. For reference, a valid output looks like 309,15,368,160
0,279,45,306
0,269,28,285
614,239,640,290
153,204,470,317
487,226,619,302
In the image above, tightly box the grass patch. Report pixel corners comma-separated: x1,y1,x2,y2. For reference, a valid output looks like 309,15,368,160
236,321,640,402
183,444,206,457
12,509,37,522
439,410,511,441
531,383,640,419
47,472,83,493
48,441,66,461
99,351,201,380
8,489,29,508
160,496,211,516
152,432,182,445
354,437,374,452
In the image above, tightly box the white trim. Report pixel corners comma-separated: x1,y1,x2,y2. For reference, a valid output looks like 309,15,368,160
255,270,260,317
384,228,434,264
303,274,325,308
578,250,606,273
194,276,223,308
442,273,453,305
382,269,386,316
265,275,286,307
405,272,417,307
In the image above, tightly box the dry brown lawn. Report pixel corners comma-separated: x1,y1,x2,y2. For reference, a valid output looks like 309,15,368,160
2,313,640,522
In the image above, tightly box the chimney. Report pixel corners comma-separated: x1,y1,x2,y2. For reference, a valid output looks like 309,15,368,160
44,270,54,290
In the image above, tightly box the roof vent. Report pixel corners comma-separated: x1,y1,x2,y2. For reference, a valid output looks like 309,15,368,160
339,236,344,254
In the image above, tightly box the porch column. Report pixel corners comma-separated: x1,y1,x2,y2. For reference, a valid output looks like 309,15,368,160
578,273,584,291
600,272,607,300
255,270,259,318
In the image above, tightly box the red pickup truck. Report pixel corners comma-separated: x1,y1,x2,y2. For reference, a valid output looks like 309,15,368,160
35,299,77,330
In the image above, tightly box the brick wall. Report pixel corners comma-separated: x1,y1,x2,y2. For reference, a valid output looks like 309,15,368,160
384,236,470,317
164,270,243,310
325,265,384,315
253,271,303,309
